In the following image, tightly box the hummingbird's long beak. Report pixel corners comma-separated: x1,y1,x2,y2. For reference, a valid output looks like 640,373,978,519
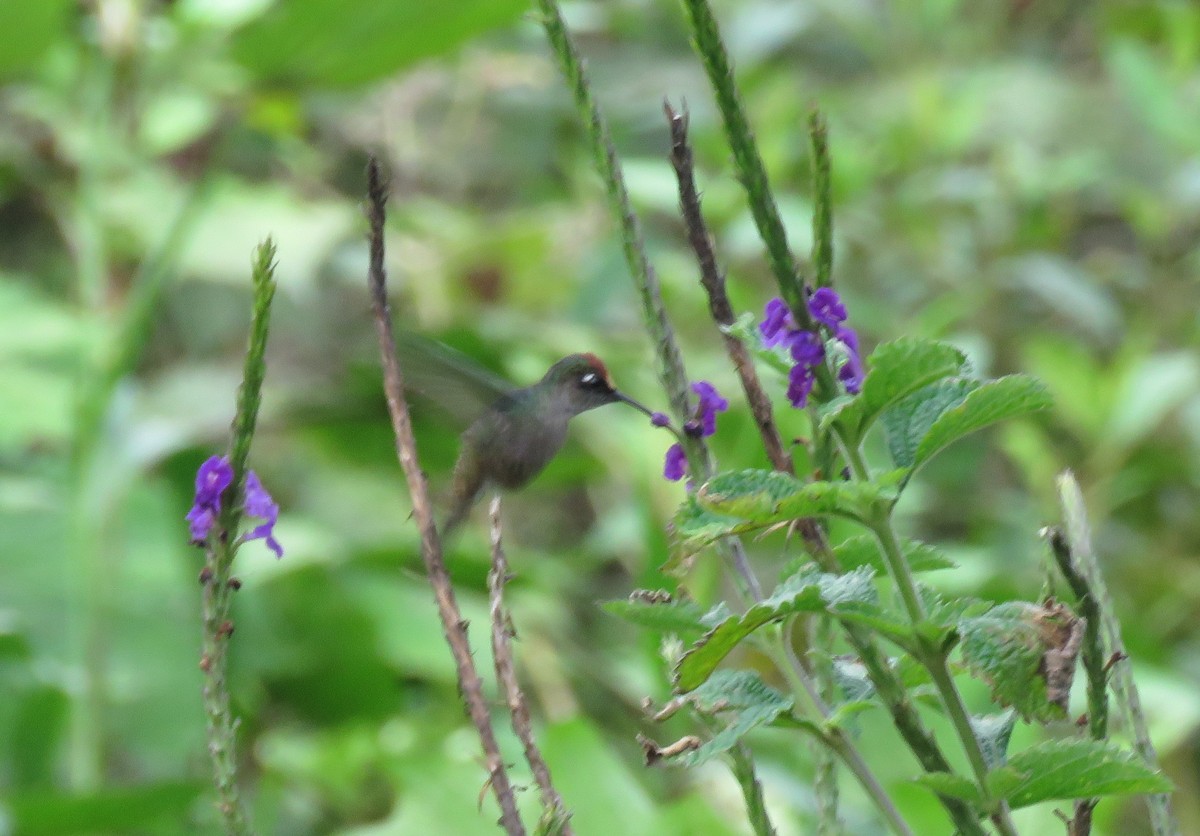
615,390,654,417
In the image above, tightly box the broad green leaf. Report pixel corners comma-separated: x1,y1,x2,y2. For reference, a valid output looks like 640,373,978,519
674,567,877,692
971,710,1017,770
669,496,763,558
697,470,895,522
697,470,807,518
231,0,526,87
674,474,894,557
988,739,1173,808
668,671,806,767
959,601,1080,723
833,534,956,574
824,338,969,439
913,375,1052,469
911,771,984,804
881,378,978,469
602,595,708,634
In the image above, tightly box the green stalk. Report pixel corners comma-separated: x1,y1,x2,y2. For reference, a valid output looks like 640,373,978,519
809,110,833,290
679,0,811,327
1056,473,1178,835
762,632,913,836
536,0,765,602
198,240,278,835
855,446,1018,835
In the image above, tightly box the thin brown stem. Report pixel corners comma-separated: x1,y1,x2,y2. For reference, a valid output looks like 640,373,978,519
366,159,525,836
663,101,792,477
488,497,573,834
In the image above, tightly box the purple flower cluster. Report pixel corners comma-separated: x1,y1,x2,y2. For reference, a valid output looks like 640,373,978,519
663,381,728,482
186,455,284,559
759,288,864,408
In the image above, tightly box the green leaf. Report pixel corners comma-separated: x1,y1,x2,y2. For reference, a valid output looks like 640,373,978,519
674,566,877,692
833,534,955,574
988,739,1173,808
913,375,1052,469
825,338,969,440
881,378,978,469
231,0,526,87
669,496,762,558
670,671,805,767
673,473,894,557
698,470,894,522
959,600,1081,723
602,594,708,634
697,470,807,518
971,710,1018,770
911,771,984,804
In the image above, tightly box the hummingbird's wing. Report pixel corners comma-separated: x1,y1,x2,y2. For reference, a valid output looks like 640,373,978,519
394,330,513,426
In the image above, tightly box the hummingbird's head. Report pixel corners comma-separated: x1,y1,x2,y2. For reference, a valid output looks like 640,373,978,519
542,353,654,418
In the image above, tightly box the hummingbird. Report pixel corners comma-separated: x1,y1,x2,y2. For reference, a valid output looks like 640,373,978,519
438,352,654,537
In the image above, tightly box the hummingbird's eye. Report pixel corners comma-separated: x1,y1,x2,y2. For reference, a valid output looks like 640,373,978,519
581,372,599,386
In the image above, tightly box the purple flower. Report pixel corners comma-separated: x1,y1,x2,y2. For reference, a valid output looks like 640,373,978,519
663,443,687,481
242,471,284,559
185,455,284,558
807,287,848,329
186,455,233,542
759,298,794,347
650,411,671,428
691,381,728,437
788,330,825,367
835,326,865,394
786,364,816,409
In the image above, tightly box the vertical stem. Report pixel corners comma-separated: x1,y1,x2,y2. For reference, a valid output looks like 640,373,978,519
763,634,913,836
537,0,765,603
488,498,573,834
200,560,250,835
1056,473,1178,836
678,0,812,327
809,110,833,290
811,617,841,836
367,161,526,836
726,740,778,836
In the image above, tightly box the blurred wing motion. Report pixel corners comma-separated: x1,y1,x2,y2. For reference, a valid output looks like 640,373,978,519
394,330,513,427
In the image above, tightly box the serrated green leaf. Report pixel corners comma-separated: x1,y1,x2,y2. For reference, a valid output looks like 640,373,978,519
988,739,1173,808
674,473,895,557
959,601,1079,723
669,496,758,558
913,375,1053,469
834,534,956,574
672,671,803,767
697,470,807,518
971,710,1017,770
881,378,978,468
911,771,984,804
825,338,969,439
674,566,877,692
602,597,708,633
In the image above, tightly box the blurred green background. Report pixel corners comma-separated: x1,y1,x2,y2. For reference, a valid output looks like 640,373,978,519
1,0,1198,833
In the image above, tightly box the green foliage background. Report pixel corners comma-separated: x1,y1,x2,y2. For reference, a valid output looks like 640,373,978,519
1,1,1197,833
